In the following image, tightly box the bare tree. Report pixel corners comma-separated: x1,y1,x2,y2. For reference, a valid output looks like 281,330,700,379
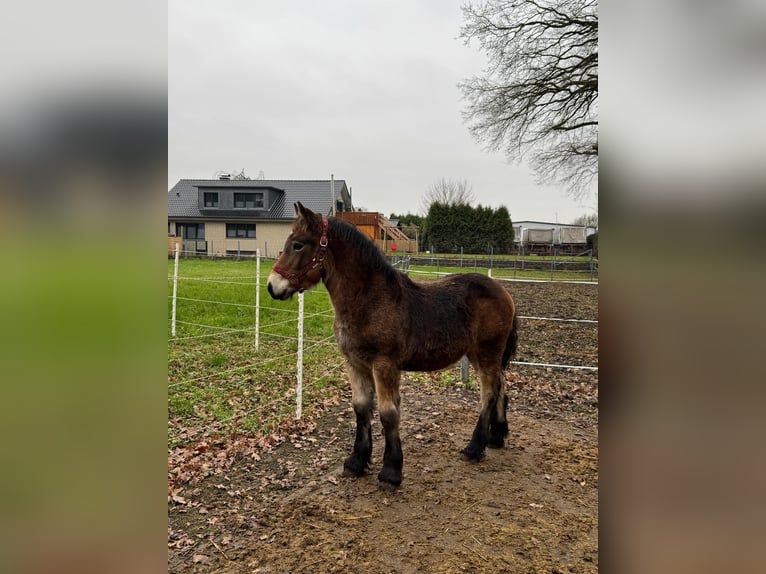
420,177,476,214
573,212,597,227
459,0,598,198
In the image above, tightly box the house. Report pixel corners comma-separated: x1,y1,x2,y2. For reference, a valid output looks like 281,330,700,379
168,177,353,257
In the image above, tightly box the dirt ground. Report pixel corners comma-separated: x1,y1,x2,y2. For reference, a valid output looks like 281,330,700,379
169,282,598,573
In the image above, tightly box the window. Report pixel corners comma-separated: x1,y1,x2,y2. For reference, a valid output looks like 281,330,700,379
226,223,256,239
178,223,205,240
203,192,219,207
168,222,174,236
233,192,264,209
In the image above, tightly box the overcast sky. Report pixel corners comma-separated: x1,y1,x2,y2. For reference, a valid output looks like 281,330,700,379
169,0,597,223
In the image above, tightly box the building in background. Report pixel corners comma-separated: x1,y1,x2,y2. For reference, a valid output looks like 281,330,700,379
335,211,417,254
512,220,597,255
168,177,352,257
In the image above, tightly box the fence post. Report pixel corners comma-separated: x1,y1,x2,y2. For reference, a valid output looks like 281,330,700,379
171,243,179,337
460,246,463,268
589,249,594,281
551,243,556,281
521,235,525,270
237,240,241,260
255,248,260,352
296,291,304,419
461,356,469,383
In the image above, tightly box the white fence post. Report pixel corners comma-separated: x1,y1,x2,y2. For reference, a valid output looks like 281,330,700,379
296,291,304,419
171,242,180,337
460,356,469,383
255,248,261,352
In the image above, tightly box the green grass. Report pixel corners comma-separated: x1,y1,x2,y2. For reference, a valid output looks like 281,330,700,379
406,264,597,282
168,258,344,449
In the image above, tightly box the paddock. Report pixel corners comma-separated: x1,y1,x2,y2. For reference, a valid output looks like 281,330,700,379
168,273,598,573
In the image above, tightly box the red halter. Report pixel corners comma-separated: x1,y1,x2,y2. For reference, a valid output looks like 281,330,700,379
272,218,329,291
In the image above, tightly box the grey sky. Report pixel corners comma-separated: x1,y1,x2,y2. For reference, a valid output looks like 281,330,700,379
169,0,597,223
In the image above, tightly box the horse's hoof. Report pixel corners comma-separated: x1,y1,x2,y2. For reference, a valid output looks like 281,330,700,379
377,467,402,490
461,447,485,462
487,438,505,449
343,458,367,477
378,480,399,492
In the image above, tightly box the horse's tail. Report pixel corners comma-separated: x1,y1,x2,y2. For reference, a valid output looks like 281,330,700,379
501,314,519,370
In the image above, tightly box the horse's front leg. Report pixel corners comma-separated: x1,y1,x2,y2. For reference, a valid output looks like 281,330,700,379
342,363,375,477
373,361,403,490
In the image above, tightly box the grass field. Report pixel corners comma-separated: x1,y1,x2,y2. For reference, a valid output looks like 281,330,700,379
168,258,344,450
406,264,596,282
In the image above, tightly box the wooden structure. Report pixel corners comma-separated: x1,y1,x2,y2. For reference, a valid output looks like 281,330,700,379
167,236,182,257
336,212,418,254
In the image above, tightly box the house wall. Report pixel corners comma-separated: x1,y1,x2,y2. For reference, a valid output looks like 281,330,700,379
168,220,293,258
205,222,292,258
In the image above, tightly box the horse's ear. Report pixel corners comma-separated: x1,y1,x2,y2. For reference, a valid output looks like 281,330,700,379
295,202,315,221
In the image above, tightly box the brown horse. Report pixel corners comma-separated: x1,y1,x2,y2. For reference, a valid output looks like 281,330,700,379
267,203,518,490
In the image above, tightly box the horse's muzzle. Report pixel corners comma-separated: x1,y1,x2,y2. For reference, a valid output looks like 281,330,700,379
266,273,293,300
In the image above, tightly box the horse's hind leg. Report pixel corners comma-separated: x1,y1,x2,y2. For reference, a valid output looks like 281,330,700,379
462,362,504,461
343,363,375,477
373,361,403,490
488,393,509,449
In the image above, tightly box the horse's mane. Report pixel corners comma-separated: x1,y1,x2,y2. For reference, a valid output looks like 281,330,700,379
329,217,403,285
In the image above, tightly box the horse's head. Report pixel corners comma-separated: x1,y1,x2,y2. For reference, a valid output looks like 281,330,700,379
267,202,328,300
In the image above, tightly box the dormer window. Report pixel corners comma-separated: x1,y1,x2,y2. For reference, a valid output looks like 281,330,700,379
234,192,264,209
203,192,219,207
